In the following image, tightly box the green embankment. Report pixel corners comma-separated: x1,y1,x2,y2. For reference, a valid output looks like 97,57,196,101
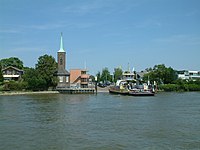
159,83,200,92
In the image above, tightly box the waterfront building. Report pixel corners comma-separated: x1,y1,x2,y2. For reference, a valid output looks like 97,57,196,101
56,33,93,93
136,71,148,81
177,70,200,80
70,69,90,88
2,66,23,81
56,33,70,88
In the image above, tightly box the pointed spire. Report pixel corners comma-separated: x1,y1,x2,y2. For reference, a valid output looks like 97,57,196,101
58,32,65,52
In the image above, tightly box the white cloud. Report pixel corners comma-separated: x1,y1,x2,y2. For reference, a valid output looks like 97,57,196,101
134,19,162,28
27,21,95,30
7,47,46,52
29,23,65,30
62,1,103,15
185,10,199,17
153,34,200,46
0,29,21,33
62,0,141,16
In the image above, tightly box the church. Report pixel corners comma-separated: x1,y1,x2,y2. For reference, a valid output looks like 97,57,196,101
56,33,70,88
56,33,93,93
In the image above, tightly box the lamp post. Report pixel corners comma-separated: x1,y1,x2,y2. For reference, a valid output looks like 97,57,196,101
95,76,98,94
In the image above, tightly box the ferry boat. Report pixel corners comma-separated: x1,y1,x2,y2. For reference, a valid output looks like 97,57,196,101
109,80,155,96
109,80,129,95
109,69,155,96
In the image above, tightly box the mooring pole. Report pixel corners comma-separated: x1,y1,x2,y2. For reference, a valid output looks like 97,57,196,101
95,76,98,94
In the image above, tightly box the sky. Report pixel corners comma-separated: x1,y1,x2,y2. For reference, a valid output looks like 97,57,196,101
0,0,200,75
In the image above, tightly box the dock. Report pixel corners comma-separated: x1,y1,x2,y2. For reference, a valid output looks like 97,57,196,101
56,87,95,94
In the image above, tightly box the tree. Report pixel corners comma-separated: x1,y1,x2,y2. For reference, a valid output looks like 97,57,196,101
143,64,177,84
3,80,27,91
89,75,95,82
145,67,153,72
101,67,112,83
113,67,123,82
164,67,177,84
96,71,101,83
0,65,3,82
35,54,58,89
0,57,23,69
23,68,47,91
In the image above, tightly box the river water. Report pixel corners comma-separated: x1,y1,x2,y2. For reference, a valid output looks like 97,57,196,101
0,92,200,150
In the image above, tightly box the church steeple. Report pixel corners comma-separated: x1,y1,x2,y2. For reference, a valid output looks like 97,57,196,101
58,32,65,52
57,32,70,88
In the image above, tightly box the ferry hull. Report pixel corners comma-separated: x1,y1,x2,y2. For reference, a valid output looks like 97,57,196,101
128,91,155,96
109,88,129,95
109,88,155,96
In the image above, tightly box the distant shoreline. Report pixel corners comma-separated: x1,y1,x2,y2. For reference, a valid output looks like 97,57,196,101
0,91,59,96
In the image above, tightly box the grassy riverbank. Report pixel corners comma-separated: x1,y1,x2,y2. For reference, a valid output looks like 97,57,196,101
0,91,59,96
1,83,200,96
0,87,109,96
159,83,200,92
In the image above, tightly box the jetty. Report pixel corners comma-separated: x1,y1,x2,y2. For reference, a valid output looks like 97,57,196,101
56,87,95,94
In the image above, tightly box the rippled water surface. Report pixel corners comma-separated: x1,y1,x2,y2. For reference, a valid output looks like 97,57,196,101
0,92,200,150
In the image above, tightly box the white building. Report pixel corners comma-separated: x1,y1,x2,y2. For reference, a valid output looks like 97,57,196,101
177,70,200,80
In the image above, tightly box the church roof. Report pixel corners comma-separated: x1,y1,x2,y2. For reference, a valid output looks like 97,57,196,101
58,33,65,53
57,68,70,76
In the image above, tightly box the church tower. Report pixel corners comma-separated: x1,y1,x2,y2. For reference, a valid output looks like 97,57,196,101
57,33,70,88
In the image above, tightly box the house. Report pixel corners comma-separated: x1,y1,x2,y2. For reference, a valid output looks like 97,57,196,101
2,66,24,81
136,70,148,81
70,69,90,88
177,70,200,80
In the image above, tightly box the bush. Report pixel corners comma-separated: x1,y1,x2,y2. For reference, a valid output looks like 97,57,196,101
188,84,200,91
159,84,180,92
159,83,200,92
3,81,27,91
0,85,4,91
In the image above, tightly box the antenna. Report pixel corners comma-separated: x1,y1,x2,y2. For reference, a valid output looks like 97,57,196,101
84,60,87,69
132,67,135,72
128,63,130,72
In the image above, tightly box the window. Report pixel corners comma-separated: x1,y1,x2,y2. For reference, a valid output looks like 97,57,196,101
81,71,86,74
60,58,63,65
81,84,88,88
59,77,63,82
81,78,88,82
66,76,69,82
